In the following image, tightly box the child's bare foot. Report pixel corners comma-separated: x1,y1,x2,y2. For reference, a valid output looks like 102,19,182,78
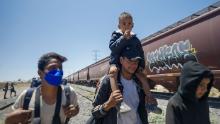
109,65,118,74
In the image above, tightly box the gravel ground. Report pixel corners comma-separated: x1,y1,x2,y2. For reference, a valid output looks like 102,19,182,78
0,83,28,99
68,84,94,124
0,83,30,124
148,98,220,124
0,83,219,124
148,99,168,124
70,84,220,124
68,90,93,123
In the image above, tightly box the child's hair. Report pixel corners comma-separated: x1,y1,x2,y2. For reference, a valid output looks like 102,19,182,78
119,12,133,22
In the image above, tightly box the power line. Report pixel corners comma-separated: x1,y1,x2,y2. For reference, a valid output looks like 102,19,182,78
92,50,100,62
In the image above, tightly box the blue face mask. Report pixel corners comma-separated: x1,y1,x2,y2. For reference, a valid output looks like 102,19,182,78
44,69,63,86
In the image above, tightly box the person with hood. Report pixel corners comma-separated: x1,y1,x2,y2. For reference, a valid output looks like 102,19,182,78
166,61,214,124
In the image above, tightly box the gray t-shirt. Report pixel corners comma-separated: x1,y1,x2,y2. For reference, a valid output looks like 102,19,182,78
117,76,142,124
12,85,78,124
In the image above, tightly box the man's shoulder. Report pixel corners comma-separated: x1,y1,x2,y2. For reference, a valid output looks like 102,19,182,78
19,88,32,98
96,75,111,94
61,85,76,95
12,89,30,110
100,75,110,86
168,93,184,108
132,76,141,85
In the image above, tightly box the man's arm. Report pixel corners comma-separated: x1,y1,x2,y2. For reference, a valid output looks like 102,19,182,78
63,87,80,118
5,89,33,124
165,101,181,124
92,90,123,119
5,109,32,124
92,77,123,119
63,105,79,118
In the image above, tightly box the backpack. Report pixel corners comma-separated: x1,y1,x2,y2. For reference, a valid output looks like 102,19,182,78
23,85,71,124
30,79,41,88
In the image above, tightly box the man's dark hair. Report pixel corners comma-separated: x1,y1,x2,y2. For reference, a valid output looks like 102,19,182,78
119,12,133,22
38,52,67,71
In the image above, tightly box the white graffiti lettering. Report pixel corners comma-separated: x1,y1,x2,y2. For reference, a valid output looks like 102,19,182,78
146,40,198,73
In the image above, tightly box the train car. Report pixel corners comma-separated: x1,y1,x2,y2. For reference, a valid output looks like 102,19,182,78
65,71,79,84
66,75,71,83
87,56,110,86
72,71,79,83
70,2,220,92
89,57,110,81
142,2,220,91
78,67,90,86
69,74,74,83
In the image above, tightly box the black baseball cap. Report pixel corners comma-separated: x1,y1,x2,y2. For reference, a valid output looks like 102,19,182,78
121,46,142,60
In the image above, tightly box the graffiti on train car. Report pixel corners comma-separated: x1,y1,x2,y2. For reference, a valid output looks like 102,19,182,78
146,40,198,73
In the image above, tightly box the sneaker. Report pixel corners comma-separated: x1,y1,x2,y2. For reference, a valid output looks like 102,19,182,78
145,104,162,114
119,102,131,113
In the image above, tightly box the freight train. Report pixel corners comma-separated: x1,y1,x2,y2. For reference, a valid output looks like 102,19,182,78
66,1,220,92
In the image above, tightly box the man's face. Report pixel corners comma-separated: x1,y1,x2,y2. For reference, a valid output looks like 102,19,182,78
38,59,62,80
118,17,133,33
120,57,139,75
195,78,210,99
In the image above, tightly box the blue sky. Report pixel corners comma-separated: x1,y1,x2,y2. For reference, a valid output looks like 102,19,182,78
0,0,218,82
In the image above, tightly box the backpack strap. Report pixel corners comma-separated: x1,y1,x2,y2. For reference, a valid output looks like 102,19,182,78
23,87,41,124
23,86,66,124
64,85,71,106
33,87,41,124
64,85,71,124
23,88,35,110
52,85,71,124
34,86,63,124
52,86,62,124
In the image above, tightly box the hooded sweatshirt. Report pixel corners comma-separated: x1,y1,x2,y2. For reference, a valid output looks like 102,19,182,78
109,30,145,69
166,61,214,124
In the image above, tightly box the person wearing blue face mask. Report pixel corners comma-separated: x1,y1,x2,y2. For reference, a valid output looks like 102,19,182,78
5,52,79,124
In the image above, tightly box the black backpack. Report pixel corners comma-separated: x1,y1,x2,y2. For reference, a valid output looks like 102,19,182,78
30,79,41,88
23,85,71,124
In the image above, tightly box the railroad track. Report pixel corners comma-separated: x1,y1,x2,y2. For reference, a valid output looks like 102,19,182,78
75,90,94,102
2,84,218,111
0,85,95,112
72,84,220,109
71,85,95,102
151,91,220,108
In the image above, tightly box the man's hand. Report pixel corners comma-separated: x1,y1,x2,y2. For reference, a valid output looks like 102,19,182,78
103,90,123,111
5,108,32,124
63,105,79,118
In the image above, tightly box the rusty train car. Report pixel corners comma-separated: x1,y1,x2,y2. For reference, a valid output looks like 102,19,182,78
67,57,110,87
66,2,220,91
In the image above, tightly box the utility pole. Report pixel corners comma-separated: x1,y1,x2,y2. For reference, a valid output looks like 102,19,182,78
92,50,100,62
